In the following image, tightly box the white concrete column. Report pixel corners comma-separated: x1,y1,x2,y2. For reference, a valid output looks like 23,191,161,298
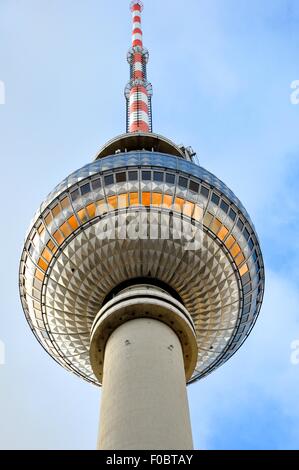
97,318,194,450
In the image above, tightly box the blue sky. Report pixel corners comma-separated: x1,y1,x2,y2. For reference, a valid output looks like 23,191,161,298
0,0,299,449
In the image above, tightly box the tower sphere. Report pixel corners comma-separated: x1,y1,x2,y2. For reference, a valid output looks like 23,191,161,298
19,131,264,386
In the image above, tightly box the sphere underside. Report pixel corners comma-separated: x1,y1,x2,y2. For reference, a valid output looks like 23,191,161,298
19,151,264,385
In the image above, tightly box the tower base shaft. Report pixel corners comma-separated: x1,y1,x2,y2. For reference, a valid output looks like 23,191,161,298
98,318,194,450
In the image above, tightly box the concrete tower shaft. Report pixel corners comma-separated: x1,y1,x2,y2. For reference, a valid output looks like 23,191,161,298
90,285,198,449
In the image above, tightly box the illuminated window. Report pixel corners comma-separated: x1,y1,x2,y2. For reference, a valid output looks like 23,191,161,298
174,198,185,212
166,173,175,184
225,235,236,249
218,225,229,241
53,230,65,245
41,248,52,263
107,196,118,209
116,172,126,183
142,192,151,206
92,178,101,190
104,174,114,186
163,194,173,208
38,257,48,271
204,212,213,227
86,203,96,218
211,218,222,234
77,208,88,223
142,171,151,181
178,176,188,188
80,183,91,196
235,252,245,266
37,223,45,235
52,204,61,218
152,192,163,206
230,243,241,258
189,180,199,193
35,269,45,282
68,215,79,230
47,239,58,254
44,213,52,226
153,171,163,182
129,192,139,205
128,171,138,181
60,222,72,237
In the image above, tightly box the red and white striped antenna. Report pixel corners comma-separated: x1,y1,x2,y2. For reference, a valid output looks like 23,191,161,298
125,0,153,133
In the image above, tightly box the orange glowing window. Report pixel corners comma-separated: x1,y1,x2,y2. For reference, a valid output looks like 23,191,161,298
129,192,139,206
152,192,163,207
225,235,236,249
44,213,52,226
211,218,222,235
47,239,58,254
193,205,203,221
41,248,52,263
142,192,151,206
52,204,61,218
60,196,70,210
60,222,72,237
174,198,185,211
118,193,129,209
183,201,195,217
86,203,96,218
230,243,241,258
203,212,213,227
218,226,229,241
235,252,245,266
163,194,173,208
239,263,249,276
47,239,55,251
77,208,88,223
35,269,45,282
53,230,65,245
68,215,79,231
37,224,45,236
96,199,108,215
38,257,48,271
107,196,118,210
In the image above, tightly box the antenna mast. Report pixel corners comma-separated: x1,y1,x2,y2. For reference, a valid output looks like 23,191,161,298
125,1,153,133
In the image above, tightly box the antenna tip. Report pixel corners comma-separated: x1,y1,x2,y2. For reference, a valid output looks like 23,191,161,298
130,0,144,12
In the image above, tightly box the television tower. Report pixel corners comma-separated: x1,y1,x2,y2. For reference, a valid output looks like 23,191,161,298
19,0,265,450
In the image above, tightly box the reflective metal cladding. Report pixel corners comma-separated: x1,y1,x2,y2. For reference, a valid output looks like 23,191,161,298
19,149,265,386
